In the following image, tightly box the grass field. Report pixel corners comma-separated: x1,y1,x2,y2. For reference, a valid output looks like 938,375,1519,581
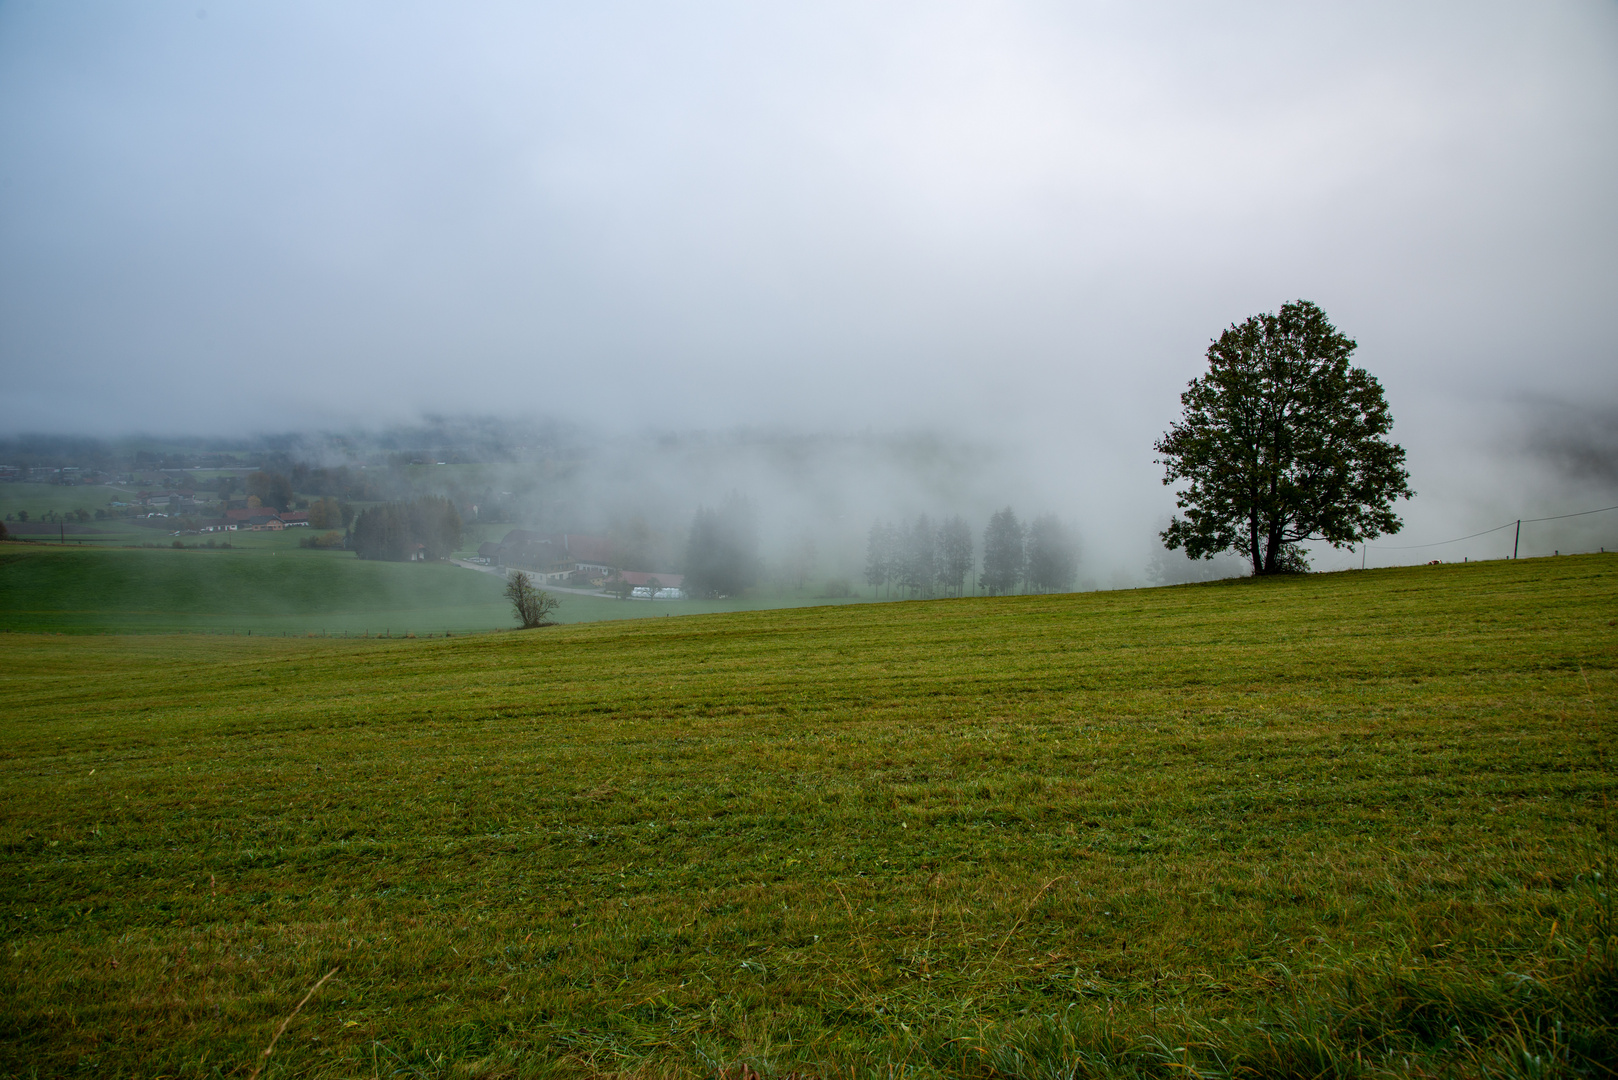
1,555,1615,1078
0,543,878,635
0,482,131,521
0,544,513,635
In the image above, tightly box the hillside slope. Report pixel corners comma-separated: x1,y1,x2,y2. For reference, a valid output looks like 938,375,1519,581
0,543,511,633
1,556,1614,1077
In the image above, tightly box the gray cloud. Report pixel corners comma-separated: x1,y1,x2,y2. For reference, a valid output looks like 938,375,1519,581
1524,402,1618,487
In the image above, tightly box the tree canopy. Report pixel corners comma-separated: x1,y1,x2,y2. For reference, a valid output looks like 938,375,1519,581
504,571,559,629
1155,300,1413,576
683,493,759,598
1025,513,1077,593
980,508,1025,595
350,497,463,562
864,521,894,595
864,514,977,598
245,471,293,512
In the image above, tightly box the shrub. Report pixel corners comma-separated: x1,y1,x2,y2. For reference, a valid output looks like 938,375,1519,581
504,571,560,629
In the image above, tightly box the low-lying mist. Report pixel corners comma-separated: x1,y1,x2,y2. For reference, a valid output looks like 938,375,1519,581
288,420,1125,589
7,399,1614,598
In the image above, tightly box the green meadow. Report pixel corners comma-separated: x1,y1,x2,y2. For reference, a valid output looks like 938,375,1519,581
1,556,1614,1078
0,543,875,635
0,483,133,521
0,544,513,635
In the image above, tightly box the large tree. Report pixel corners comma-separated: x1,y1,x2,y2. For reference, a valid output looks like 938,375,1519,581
308,497,344,530
245,470,294,512
350,503,409,561
980,508,1025,596
683,493,760,598
1155,300,1413,576
898,514,936,598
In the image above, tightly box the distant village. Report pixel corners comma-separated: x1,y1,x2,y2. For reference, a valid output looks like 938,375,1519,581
1,465,315,533
1,461,691,599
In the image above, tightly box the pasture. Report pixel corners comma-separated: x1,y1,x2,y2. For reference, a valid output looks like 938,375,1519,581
0,482,131,521
0,543,875,635
0,543,513,635
0,555,1614,1078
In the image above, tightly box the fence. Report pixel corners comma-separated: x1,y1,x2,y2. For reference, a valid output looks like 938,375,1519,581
1362,503,1617,565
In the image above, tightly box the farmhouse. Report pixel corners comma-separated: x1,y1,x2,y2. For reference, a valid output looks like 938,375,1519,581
488,529,557,569
485,530,619,582
220,506,296,531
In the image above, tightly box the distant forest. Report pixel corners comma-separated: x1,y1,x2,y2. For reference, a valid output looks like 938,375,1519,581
865,508,1078,597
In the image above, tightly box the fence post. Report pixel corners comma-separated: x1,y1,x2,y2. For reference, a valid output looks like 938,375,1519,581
1513,519,1521,560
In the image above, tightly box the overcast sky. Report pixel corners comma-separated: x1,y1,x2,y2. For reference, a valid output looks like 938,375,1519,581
1,1,1615,559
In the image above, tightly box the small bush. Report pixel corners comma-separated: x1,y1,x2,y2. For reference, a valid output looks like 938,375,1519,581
504,571,560,628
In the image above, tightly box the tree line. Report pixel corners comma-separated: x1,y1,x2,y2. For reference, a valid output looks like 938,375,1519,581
866,508,1079,598
350,497,463,561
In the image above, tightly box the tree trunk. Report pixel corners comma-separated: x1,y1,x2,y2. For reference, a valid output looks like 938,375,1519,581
1262,524,1285,574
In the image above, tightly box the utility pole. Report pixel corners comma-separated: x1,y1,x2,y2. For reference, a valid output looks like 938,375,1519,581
1513,519,1521,560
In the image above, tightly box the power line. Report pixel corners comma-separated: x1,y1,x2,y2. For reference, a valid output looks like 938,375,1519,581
1522,504,1618,524
1366,503,1618,552
1366,522,1515,551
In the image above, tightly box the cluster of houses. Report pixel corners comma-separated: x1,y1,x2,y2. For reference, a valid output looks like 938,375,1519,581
475,529,686,599
131,489,208,515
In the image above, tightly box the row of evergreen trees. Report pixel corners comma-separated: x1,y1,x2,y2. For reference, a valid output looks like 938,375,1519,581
866,508,1078,597
864,514,974,597
986,508,1079,595
350,497,463,562
678,497,1080,600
